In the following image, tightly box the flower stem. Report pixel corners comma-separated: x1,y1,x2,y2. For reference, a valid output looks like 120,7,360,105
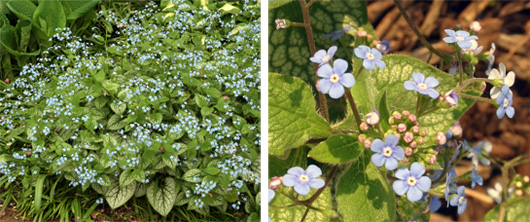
457,93,496,105
457,48,464,85
290,22,308,28
306,0,318,8
393,0,451,62
354,66,364,80
299,0,329,122
344,90,363,132
454,77,495,93
415,95,421,116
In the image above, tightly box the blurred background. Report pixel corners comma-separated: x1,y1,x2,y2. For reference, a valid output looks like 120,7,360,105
366,0,530,220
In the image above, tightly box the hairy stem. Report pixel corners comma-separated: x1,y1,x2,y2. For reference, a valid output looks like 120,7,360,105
457,48,464,85
299,0,329,122
345,90,363,132
306,0,318,8
393,0,451,61
457,93,496,105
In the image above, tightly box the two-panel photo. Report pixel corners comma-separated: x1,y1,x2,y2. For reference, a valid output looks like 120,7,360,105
0,0,529,221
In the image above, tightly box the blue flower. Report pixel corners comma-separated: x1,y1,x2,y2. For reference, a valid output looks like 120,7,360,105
316,59,355,99
354,45,385,70
450,186,468,215
486,43,496,73
323,25,354,42
445,168,457,206
442,29,478,49
466,141,492,166
310,46,337,66
488,63,515,100
370,134,405,170
470,164,483,188
392,162,432,202
430,196,442,212
374,39,391,54
495,86,514,119
282,165,325,195
404,73,440,99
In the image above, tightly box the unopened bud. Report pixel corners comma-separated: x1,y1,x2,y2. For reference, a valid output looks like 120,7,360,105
524,176,529,183
412,126,419,134
444,91,459,107
275,19,288,29
398,123,407,133
366,109,380,125
408,114,417,123
404,132,414,143
358,134,367,143
516,190,523,196
269,176,282,189
470,21,481,32
429,154,437,165
421,129,427,137
402,110,410,116
410,141,417,148
360,122,369,131
450,121,462,137
405,147,413,156
357,30,367,37
393,111,402,120
388,117,395,124
417,137,424,145
363,139,372,148
402,157,409,163
436,132,447,145
394,133,401,140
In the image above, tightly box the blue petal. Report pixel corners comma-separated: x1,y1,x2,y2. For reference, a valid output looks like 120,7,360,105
371,153,385,167
449,195,459,207
370,139,384,152
385,134,399,146
317,64,333,78
392,146,405,161
282,174,298,187
312,49,326,60
328,83,345,99
394,167,410,180
308,178,325,189
374,59,386,69
404,81,417,91
385,157,398,171
427,89,440,99
305,164,322,178
269,189,275,202
506,106,515,118
328,46,338,57
287,166,304,176
309,57,322,64
444,29,456,37
424,77,439,88
443,37,456,43
317,79,332,94
411,73,425,83
363,59,375,70
457,41,472,49
496,107,505,119
416,176,432,192
455,30,470,37
340,73,355,88
458,199,468,215
430,197,442,212
294,183,310,195
354,47,365,59
371,48,383,59
457,186,466,196
410,162,425,178
406,186,423,202
467,35,478,41
333,59,348,75
393,180,408,196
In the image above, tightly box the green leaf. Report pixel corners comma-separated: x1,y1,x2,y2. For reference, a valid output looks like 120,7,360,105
34,175,46,213
269,187,331,222
6,0,36,20
335,154,395,221
218,3,239,14
119,170,135,187
308,135,363,164
195,94,209,108
107,114,126,130
15,19,32,52
134,182,147,197
102,80,120,94
0,24,40,56
147,177,178,217
104,177,136,209
348,55,479,138
483,197,530,222
32,0,66,40
64,0,99,21
110,102,126,115
205,87,221,98
149,113,163,125
269,146,308,177
269,73,329,156
203,167,218,175
182,169,201,183
269,0,372,84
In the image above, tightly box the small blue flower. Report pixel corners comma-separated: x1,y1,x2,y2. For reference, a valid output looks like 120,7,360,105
310,46,337,66
404,73,440,99
317,59,355,99
495,86,514,119
323,25,354,42
430,196,442,212
354,45,385,70
466,141,492,166
282,165,325,195
486,43,496,73
449,186,468,215
374,39,391,54
443,29,478,49
392,162,432,202
470,164,483,188
370,134,405,170
445,168,457,206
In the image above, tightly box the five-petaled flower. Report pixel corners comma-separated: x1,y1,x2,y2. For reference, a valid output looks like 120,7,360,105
443,29,478,49
404,73,440,99
316,59,355,99
370,134,405,170
392,162,432,202
449,186,468,215
323,25,354,42
310,46,337,66
495,86,514,119
354,45,385,70
282,165,325,196
488,62,515,100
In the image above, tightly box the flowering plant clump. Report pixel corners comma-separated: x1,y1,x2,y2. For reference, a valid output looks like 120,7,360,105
269,1,525,221
0,0,260,220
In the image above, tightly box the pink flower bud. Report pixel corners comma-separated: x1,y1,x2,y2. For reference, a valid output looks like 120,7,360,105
404,132,414,143
4,78,9,83
405,147,413,156
410,141,417,148
394,133,401,140
412,126,419,134
408,114,417,123
450,121,462,137
421,129,427,137
223,96,229,100
417,137,424,144
470,21,481,32
358,134,366,143
269,176,282,189
393,112,402,120
357,30,367,37
366,109,380,125
429,154,437,165
436,132,446,145
388,117,395,124
397,123,407,133
402,110,410,116
363,139,372,148
444,91,459,107
402,157,409,163
360,122,369,131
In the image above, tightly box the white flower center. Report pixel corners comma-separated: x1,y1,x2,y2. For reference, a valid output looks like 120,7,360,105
503,98,509,107
330,74,340,83
418,83,428,90
322,55,330,63
299,174,309,183
366,53,375,60
407,176,417,186
458,196,465,205
455,36,465,41
382,146,393,157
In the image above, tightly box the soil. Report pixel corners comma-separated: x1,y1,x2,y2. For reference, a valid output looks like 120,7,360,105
367,0,530,221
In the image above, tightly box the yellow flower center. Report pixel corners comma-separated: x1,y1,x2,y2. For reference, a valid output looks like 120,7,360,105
330,74,340,83
407,176,417,186
458,196,465,205
299,174,309,183
322,55,330,63
503,98,509,107
366,53,375,60
418,83,427,90
455,36,465,41
383,146,393,157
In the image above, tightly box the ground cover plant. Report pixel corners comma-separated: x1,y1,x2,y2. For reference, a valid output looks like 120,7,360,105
0,0,260,221
268,0,529,221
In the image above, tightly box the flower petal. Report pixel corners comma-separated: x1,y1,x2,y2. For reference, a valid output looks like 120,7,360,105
318,79,332,94
392,146,405,161
457,199,467,215
385,134,399,146
305,164,322,178
340,73,355,88
488,68,501,80
287,166,304,176
406,186,423,202
411,73,425,84
282,174,298,187
371,48,383,59
499,62,506,76
410,162,425,178
457,41,472,49
427,89,440,99
294,183,310,196
416,176,432,192
374,59,386,69
444,29,456,37
333,59,348,75
443,37,456,43
394,167,410,180
328,46,338,57
456,30,470,37
424,77,439,88
385,157,398,171
506,106,515,118
363,59,375,70
449,195,459,207
490,87,501,100
496,107,505,119
308,178,325,189
371,139,384,152
317,64,333,78
354,46,367,58
505,71,515,87
404,81,417,91
371,153,385,167
393,180,408,196
328,83,345,99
